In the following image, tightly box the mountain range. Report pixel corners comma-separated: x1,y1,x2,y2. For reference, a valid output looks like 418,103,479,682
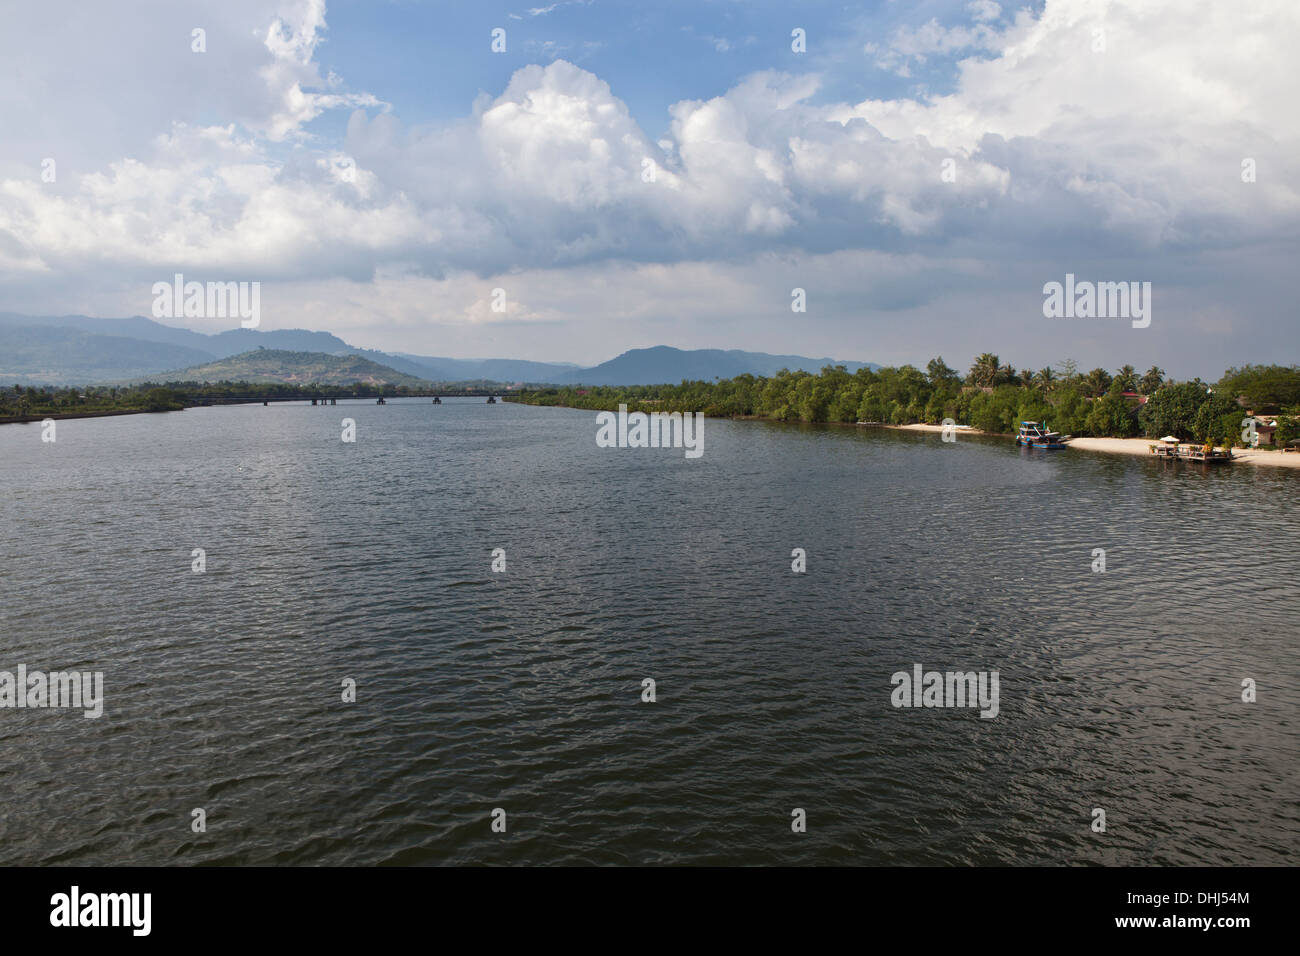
0,312,875,386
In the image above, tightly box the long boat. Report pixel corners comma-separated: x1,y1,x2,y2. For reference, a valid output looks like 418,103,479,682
1016,421,1070,449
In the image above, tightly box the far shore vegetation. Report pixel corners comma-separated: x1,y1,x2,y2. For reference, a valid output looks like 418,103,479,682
6,360,1299,449
0,381,494,423
507,359,1300,448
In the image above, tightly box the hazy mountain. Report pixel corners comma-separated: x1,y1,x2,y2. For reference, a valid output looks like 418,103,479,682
387,353,580,382
0,313,876,386
0,313,357,361
0,312,219,354
556,346,878,385
154,349,430,387
0,313,580,383
0,322,218,385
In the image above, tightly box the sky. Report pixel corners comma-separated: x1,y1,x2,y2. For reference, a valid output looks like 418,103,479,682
0,0,1296,378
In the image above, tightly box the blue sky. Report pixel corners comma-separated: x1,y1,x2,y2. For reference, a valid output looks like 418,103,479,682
314,1,981,132
0,0,1294,378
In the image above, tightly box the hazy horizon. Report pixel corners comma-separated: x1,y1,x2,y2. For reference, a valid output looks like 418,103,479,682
0,308,1270,385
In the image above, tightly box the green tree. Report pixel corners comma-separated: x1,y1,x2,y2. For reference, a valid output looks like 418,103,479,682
1194,393,1246,446
968,353,1000,388
1049,385,1089,435
1139,366,1165,394
1274,416,1300,447
1140,382,1210,439
1217,365,1300,409
1084,393,1138,437
1082,368,1113,398
1114,365,1138,393
926,356,959,388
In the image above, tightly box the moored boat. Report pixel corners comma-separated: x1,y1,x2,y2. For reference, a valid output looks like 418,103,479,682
1016,421,1070,449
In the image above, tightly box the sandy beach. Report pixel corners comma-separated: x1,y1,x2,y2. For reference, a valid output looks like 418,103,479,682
1068,436,1300,469
891,423,1300,469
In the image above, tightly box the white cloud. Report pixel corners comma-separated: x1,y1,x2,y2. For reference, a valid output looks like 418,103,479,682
258,0,386,139
0,0,1296,375
4,0,1297,282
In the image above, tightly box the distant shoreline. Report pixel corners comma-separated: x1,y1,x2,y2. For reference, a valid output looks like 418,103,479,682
512,400,1300,471
0,408,175,426
8,400,1299,469
0,391,492,427
886,423,1300,468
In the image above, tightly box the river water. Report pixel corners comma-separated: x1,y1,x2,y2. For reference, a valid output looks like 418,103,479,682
0,398,1295,865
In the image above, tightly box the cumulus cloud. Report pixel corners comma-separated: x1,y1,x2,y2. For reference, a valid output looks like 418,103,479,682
0,0,1296,374
259,0,385,140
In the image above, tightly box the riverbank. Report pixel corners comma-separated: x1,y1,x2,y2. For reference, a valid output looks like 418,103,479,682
1067,436,1300,469
0,390,500,426
890,423,1300,469
0,408,177,425
512,404,1300,471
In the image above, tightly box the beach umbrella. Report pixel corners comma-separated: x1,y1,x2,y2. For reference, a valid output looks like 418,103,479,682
1159,435,1179,442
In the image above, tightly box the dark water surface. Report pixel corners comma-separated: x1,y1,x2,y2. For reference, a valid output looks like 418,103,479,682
1,399,1295,865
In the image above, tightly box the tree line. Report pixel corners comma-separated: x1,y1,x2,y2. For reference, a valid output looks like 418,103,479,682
0,380,492,421
508,358,1300,448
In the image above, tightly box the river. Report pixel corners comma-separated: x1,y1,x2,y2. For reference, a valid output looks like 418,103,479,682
0,398,1294,864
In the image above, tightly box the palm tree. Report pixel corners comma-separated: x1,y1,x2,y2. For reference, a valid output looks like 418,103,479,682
1037,366,1057,392
1140,366,1166,394
969,353,1000,388
1083,367,1113,397
1114,364,1138,393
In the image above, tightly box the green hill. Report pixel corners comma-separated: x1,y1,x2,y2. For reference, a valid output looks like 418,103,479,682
159,349,431,386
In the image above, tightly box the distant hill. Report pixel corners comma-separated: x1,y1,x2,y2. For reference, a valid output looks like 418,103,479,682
556,346,877,385
0,313,356,361
386,352,580,383
0,313,580,384
0,312,219,354
0,313,876,386
0,322,218,384
155,349,430,387
212,327,355,357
